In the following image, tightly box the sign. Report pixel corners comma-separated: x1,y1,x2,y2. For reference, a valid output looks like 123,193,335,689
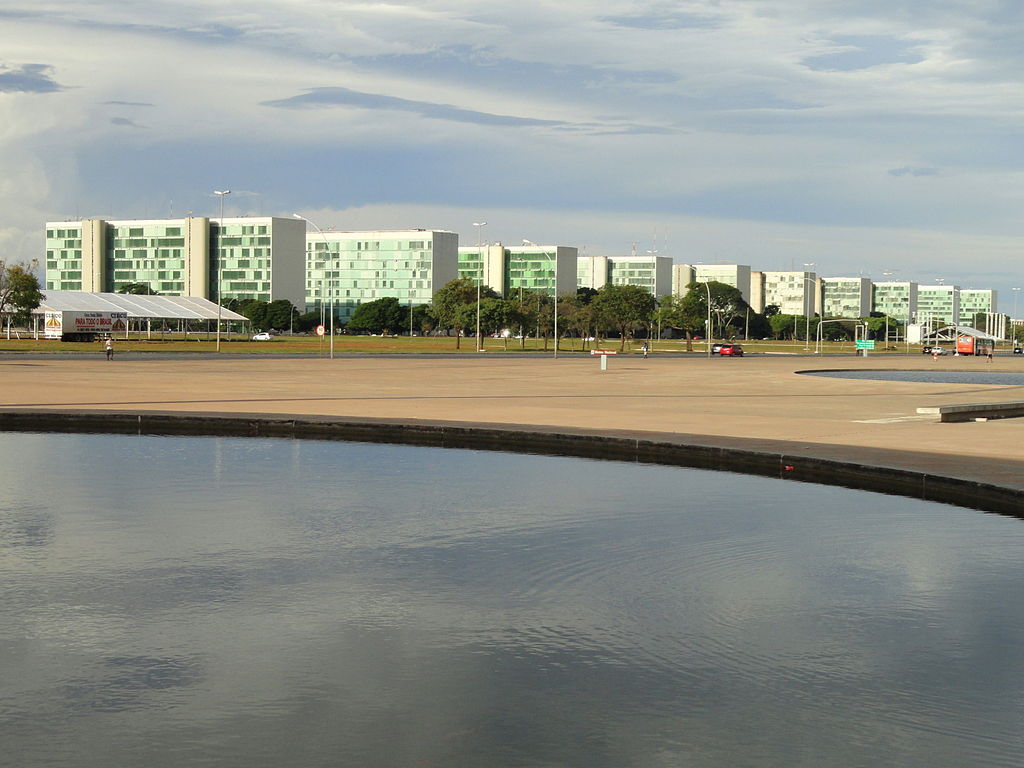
315,325,326,337
855,339,875,350
590,350,618,355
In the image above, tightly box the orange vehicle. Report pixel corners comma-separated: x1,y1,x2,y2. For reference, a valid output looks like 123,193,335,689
956,335,976,355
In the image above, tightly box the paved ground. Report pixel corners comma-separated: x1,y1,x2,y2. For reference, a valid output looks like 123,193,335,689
3,352,1024,491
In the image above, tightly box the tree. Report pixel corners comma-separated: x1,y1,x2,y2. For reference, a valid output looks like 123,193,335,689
265,299,299,331
430,278,497,349
769,314,795,339
591,284,656,351
0,261,43,332
116,282,158,295
348,297,404,335
656,294,699,351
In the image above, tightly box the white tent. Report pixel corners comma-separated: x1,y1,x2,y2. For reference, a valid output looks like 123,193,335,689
34,291,247,322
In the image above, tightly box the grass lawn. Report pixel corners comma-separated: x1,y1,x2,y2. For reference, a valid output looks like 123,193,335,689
0,333,920,355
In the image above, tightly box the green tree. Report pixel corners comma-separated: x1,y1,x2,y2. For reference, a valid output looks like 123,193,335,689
116,282,158,295
657,294,703,352
430,278,497,349
265,299,299,331
235,299,270,330
591,284,657,351
0,261,43,331
348,297,404,334
769,314,795,339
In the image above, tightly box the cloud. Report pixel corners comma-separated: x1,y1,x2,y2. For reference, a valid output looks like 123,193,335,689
104,100,154,107
262,86,570,128
110,117,145,128
888,166,940,177
0,63,65,93
803,35,925,72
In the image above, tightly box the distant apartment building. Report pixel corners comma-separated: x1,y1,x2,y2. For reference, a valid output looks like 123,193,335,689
457,244,577,298
820,277,871,318
959,289,998,327
752,271,819,316
916,284,960,326
308,230,459,323
871,282,918,322
45,217,306,307
673,264,752,303
606,255,673,297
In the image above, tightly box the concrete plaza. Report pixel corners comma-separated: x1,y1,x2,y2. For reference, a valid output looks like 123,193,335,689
2,352,1024,494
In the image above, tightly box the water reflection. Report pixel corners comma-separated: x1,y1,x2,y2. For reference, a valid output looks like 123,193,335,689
1,432,1023,767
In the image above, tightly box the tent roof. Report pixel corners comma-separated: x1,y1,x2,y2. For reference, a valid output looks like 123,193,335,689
34,291,248,322
926,325,1000,342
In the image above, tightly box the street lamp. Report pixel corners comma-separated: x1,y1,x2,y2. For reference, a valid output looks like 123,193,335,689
802,264,816,349
213,190,231,351
293,213,334,359
524,240,558,359
701,280,712,357
473,222,486,352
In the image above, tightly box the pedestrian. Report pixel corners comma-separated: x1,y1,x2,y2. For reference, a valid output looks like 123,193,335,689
105,337,113,361
641,341,649,359
987,348,993,363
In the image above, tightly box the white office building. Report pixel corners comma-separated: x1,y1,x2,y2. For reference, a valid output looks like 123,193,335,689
673,264,752,303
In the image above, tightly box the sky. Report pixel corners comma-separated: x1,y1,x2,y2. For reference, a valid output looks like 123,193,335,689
2,1,1022,308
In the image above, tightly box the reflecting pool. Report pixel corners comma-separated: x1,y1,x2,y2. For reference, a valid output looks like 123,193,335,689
2,432,1023,767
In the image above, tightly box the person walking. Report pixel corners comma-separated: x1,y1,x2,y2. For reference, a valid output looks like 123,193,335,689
105,337,113,361
641,341,649,359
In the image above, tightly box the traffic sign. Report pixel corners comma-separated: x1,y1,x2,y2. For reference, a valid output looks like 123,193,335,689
315,325,326,337
855,339,875,350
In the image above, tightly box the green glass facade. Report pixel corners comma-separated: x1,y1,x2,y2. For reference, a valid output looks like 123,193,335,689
916,286,959,325
212,221,272,302
871,283,917,322
45,225,84,290
306,232,457,323
457,248,484,286
109,223,187,294
506,250,557,295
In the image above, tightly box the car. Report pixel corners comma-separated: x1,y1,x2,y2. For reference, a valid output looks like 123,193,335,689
923,346,947,355
711,343,725,354
1014,347,1023,355
252,332,273,341
718,343,744,356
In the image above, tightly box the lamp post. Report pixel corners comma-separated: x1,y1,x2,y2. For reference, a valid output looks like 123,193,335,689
524,240,558,359
213,190,231,351
1011,287,1022,345
701,280,712,357
473,222,486,352
801,264,816,350
293,213,334,359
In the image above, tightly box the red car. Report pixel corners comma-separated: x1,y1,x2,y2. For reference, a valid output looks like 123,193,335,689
718,343,744,356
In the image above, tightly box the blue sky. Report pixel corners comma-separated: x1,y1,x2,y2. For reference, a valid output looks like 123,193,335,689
2,1,1022,307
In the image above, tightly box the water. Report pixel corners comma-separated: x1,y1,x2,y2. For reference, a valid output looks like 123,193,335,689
2,432,1024,767
805,369,1024,386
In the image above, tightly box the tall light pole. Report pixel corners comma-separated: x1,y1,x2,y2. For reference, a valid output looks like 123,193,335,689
213,190,231,351
802,263,816,350
524,240,559,359
702,280,712,357
293,213,334,359
473,222,486,352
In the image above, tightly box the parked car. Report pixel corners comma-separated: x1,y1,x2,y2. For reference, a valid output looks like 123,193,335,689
718,343,744,356
252,332,273,341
